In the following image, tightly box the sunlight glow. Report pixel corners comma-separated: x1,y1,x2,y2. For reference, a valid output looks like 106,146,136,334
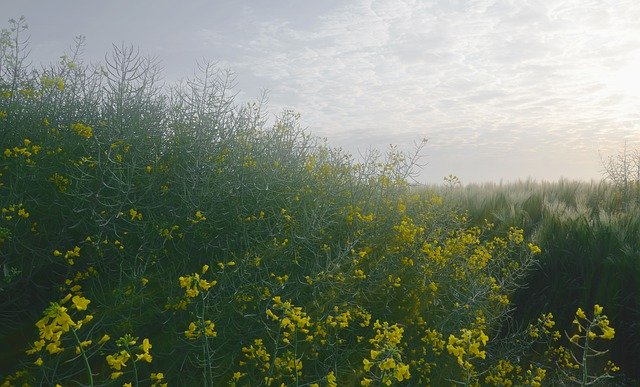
604,52,640,99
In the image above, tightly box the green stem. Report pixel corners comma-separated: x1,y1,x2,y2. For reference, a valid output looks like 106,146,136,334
71,328,94,387
201,294,213,387
582,322,594,387
294,326,299,387
127,343,140,387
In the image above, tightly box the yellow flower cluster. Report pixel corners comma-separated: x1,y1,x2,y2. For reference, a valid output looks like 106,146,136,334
467,244,493,272
240,338,271,372
570,305,615,342
326,371,337,387
273,350,303,379
40,75,65,91
528,312,559,339
129,208,143,221
547,304,619,384
393,216,425,245
178,264,217,299
0,370,29,387
420,227,485,269
71,122,93,139
267,296,312,345
191,209,207,224
446,318,489,370
26,293,92,363
242,155,257,168
362,320,411,385
325,305,356,329
421,328,445,355
551,345,579,370
507,227,524,245
485,360,547,386
184,319,217,340
53,245,81,265
2,203,30,221
150,372,167,387
49,172,70,192
3,139,41,164
106,335,153,379
345,205,376,224
528,242,542,254
159,224,181,240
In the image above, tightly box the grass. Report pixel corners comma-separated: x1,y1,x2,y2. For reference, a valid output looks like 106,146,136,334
435,178,640,382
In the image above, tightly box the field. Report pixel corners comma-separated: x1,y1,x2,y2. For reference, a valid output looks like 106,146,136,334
1,19,637,386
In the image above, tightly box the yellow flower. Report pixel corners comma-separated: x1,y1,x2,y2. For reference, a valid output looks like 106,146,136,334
111,371,123,379
107,350,131,370
60,293,73,304
99,334,111,345
232,372,245,381
594,304,603,316
151,372,164,381
576,308,586,319
46,341,64,354
379,357,396,371
199,278,214,291
34,357,43,366
600,326,615,340
327,371,337,387
140,338,152,353
204,320,217,337
363,358,372,371
266,309,278,320
528,243,541,254
394,363,411,381
129,208,142,221
136,352,153,363
185,322,198,339
71,122,93,139
72,295,90,311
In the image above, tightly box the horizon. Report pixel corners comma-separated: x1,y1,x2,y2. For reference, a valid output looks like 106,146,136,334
3,0,639,184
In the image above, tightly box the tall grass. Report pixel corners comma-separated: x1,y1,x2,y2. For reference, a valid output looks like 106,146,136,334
437,178,640,382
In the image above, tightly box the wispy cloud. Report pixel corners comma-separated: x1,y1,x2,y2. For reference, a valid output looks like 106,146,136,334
206,0,640,182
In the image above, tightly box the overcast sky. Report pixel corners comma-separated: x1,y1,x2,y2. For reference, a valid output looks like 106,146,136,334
4,0,640,183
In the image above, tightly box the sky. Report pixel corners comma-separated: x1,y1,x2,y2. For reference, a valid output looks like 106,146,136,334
4,0,640,184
